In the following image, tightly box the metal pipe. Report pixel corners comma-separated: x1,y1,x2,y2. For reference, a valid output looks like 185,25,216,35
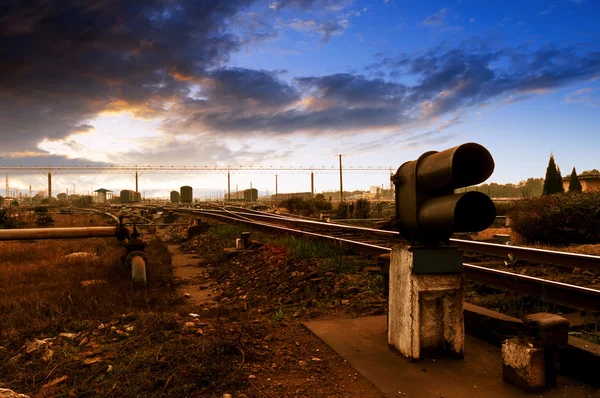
0,226,118,241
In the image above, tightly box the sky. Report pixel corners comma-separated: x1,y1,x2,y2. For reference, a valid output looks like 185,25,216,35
1,0,599,198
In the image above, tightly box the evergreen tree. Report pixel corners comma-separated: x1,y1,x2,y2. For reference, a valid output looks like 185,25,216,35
556,166,565,193
543,154,563,195
568,167,583,192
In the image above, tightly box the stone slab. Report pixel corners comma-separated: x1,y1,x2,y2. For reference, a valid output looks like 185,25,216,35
303,316,595,398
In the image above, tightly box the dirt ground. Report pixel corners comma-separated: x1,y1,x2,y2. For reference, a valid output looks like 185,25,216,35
2,212,599,397
0,213,387,397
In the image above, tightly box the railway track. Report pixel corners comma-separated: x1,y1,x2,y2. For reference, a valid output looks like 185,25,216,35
162,204,600,311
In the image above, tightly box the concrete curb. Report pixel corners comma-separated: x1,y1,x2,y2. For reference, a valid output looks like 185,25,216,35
464,303,600,387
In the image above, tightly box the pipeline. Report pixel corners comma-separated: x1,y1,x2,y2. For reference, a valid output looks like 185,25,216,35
0,226,118,241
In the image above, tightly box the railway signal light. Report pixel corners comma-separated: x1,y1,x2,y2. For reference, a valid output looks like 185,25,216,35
392,142,496,244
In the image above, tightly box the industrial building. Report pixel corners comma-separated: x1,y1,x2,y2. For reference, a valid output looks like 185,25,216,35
269,192,313,201
225,188,258,202
93,188,112,204
180,186,193,203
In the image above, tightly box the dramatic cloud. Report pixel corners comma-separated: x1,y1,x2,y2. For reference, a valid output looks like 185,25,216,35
0,0,254,151
165,44,600,142
2,0,600,167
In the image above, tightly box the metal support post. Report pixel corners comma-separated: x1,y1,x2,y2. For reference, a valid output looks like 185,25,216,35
311,172,314,198
48,172,52,198
339,154,344,202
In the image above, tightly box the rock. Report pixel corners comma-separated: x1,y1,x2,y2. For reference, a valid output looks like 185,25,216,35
573,268,582,275
311,357,322,361
184,292,191,299
341,300,350,305
0,388,30,398
583,270,595,277
59,332,77,340
298,360,308,367
78,337,89,347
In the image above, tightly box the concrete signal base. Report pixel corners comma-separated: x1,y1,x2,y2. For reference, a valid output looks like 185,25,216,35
388,244,464,360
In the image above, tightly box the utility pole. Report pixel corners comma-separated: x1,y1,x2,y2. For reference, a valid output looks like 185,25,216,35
135,170,139,193
275,174,278,202
227,170,231,200
311,171,314,198
5,173,8,198
48,172,52,198
338,154,345,202
29,185,32,204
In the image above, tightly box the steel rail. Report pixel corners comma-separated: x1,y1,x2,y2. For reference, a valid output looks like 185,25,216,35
452,239,600,271
200,208,600,271
174,207,600,310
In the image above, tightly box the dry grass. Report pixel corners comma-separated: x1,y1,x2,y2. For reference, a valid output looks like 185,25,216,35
0,224,259,397
0,237,175,344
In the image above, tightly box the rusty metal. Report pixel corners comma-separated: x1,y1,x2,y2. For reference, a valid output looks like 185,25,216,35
392,143,496,243
452,239,600,271
175,207,600,310
464,263,600,311
0,226,118,240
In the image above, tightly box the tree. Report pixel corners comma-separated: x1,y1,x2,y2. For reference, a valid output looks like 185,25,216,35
568,167,583,192
556,166,565,193
582,169,600,176
543,154,564,195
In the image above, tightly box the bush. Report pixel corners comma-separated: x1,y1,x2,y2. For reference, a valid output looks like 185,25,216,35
509,192,600,245
0,208,25,229
35,214,55,226
334,202,350,219
33,206,48,214
355,199,370,219
279,196,332,217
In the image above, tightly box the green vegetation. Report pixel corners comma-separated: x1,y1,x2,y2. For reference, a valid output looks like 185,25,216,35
274,235,359,273
582,169,600,175
271,306,285,321
509,192,600,245
543,153,565,195
568,167,583,192
279,194,333,217
354,198,370,219
35,214,55,226
0,208,25,229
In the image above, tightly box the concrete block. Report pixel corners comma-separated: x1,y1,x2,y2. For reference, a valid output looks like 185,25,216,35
388,245,464,360
502,337,545,392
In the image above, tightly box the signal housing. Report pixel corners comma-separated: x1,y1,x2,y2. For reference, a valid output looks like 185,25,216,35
392,142,496,243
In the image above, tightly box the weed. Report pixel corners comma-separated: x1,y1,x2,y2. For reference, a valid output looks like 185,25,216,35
271,306,285,321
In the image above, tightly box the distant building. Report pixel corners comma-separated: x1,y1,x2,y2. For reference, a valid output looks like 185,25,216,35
562,174,600,192
94,188,112,204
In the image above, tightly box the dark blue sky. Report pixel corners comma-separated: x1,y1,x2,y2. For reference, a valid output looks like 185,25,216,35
1,0,599,195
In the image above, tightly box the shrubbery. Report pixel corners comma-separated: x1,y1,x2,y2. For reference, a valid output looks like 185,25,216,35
0,208,25,229
509,192,600,245
279,194,333,217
